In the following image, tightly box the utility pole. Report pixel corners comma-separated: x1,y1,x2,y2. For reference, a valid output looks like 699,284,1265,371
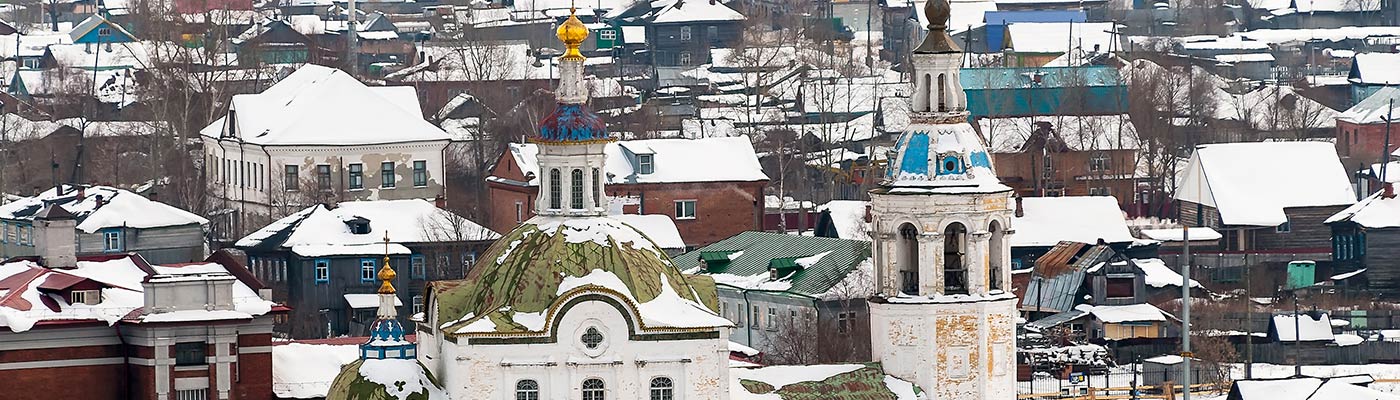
347,0,358,76
1181,222,1192,400
1245,252,1253,378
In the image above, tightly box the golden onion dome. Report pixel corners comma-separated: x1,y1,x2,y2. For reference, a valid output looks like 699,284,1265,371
556,8,589,59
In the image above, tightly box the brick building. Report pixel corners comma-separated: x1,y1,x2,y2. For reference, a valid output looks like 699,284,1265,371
0,206,282,400
486,137,769,248
1336,85,1400,173
981,115,1148,215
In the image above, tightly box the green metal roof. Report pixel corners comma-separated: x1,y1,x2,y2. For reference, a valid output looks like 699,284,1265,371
675,231,870,296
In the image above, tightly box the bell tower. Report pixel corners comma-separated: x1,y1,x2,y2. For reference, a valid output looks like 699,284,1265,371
866,0,1017,398
532,8,613,218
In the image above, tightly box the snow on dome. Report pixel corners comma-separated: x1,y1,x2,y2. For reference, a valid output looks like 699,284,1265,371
273,343,360,399
431,215,729,336
1012,196,1136,247
882,122,1008,192
325,359,447,400
1177,142,1355,227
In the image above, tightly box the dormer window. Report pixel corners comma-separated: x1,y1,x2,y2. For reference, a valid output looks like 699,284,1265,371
70,290,100,305
347,217,371,234
638,154,654,174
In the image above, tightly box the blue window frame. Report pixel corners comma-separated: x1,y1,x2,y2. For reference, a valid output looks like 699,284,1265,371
314,259,330,283
410,255,425,279
1,222,7,244
360,258,378,282
101,228,124,252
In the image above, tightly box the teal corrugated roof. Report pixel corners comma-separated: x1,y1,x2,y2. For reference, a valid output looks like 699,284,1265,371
675,231,870,296
961,66,1124,90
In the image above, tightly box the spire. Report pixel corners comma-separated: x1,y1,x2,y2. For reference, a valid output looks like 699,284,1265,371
556,7,589,62
376,232,397,319
532,6,609,143
358,232,415,360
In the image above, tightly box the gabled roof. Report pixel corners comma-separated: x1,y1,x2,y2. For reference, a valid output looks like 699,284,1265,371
1338,85,1400,124
647,0,745,24
1004,22,1118,54
1012,196,1137,247
675,231,872,299
500,137,768,186
1230,375,1400,400
1326,191,1400,228
0,185,207,233
1176,142,1356,227
69,14,136,43
1349,53,1400,85
200,64,449,146
235,199,499,256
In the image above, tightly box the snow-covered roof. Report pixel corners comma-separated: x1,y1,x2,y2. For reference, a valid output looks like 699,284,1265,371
730,364,920,400
1338,85,1400,124
1011,196,1136,247
502,137,768,186
1217,84,1339,131
1235,376,1400,400
1138,227,1223,241
1180,35,1271,51
0,185,207,233
0,255,274,332
1127,258,1202,288
1077,303,1175,324
1176,142,1356,227
1005,22,1119,54
1216,53,1276,63
201,64,449,146
273,343,359,399
1351,53,1400,85
816,200,870,241
1273,313,1335,342
649,0,744,23
1326,191,1400,228
981,114,1138,153
235,199,499,254
45,42,150,69
344,293,404,309
882,122,1009,192
676,231,873,299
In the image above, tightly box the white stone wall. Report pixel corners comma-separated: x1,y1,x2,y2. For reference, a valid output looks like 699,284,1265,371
869,298,1017,400
535,142,608,217
869,190,1013,297
910,52,967,113
428,292,728,400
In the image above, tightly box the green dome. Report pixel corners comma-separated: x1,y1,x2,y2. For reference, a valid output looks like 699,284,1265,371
431,216,725,336
326,359,447,400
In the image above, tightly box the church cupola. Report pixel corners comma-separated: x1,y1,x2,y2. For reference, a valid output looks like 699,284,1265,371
533,7,612,217
359,233,415,360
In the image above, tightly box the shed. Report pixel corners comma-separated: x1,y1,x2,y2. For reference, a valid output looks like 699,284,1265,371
1140,355,1218,388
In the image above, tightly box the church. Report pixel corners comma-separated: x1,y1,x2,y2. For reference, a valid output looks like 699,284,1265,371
325,0,1016,398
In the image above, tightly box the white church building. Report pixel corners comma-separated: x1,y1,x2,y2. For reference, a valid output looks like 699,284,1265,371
324,1,1017,399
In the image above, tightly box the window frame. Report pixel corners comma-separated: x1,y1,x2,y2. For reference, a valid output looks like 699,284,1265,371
316,164,332,191
1089,153,1109,172
381,161,396,188
360,258,378,283
314,259,330,283
1277,218,1291,233
581,378,606,400
679,25,692,41
515,379,540,400
284,165,299,191
549,169,563,210
674,199,696,220
174,342,206,366
97,27,112,37
571,169,585,209
649,377,674,400
766,307,777,331
413,160,428,187
412,295,425,315
348,163,364,190
637,154,654,174
101,228,124,252
410,255,426,279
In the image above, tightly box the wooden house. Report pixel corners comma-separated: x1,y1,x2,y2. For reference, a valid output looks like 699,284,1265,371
0,185,208,265
1324,186,1400,296
1177,142,1356,262
983,115,1146,214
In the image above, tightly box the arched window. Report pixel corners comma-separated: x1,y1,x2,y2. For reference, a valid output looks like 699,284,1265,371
571,169,585,209
917,73,931,111
549,169,562,210
989,220,1005,292
937,73,947,112
897,223,919,295
592,168,602,207
944,222,968,295
515,380,539,400
649,377,674,400
582,378,605,400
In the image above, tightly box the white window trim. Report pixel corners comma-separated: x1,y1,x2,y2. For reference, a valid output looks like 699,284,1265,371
674,199,697,220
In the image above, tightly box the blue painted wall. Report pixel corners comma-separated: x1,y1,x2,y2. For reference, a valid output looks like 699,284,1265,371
983,11,1086,52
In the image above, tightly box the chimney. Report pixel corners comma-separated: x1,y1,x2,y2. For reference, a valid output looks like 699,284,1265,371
1386,183,1396,199
76,186,86,200
34,205,77,268
1014,196,1025,218
434,194,446,209
863,203,872,223
94,194,106,209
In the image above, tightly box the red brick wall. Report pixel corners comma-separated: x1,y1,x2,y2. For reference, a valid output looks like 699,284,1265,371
0,364,128,400
236,334,274,400
1337,120,1400,172
486,151,768,247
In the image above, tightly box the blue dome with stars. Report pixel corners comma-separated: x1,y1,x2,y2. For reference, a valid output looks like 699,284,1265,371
883,122,1009,193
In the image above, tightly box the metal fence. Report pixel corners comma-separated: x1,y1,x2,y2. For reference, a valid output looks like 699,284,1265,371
1019,366,1226,397
1017,369,1224,399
